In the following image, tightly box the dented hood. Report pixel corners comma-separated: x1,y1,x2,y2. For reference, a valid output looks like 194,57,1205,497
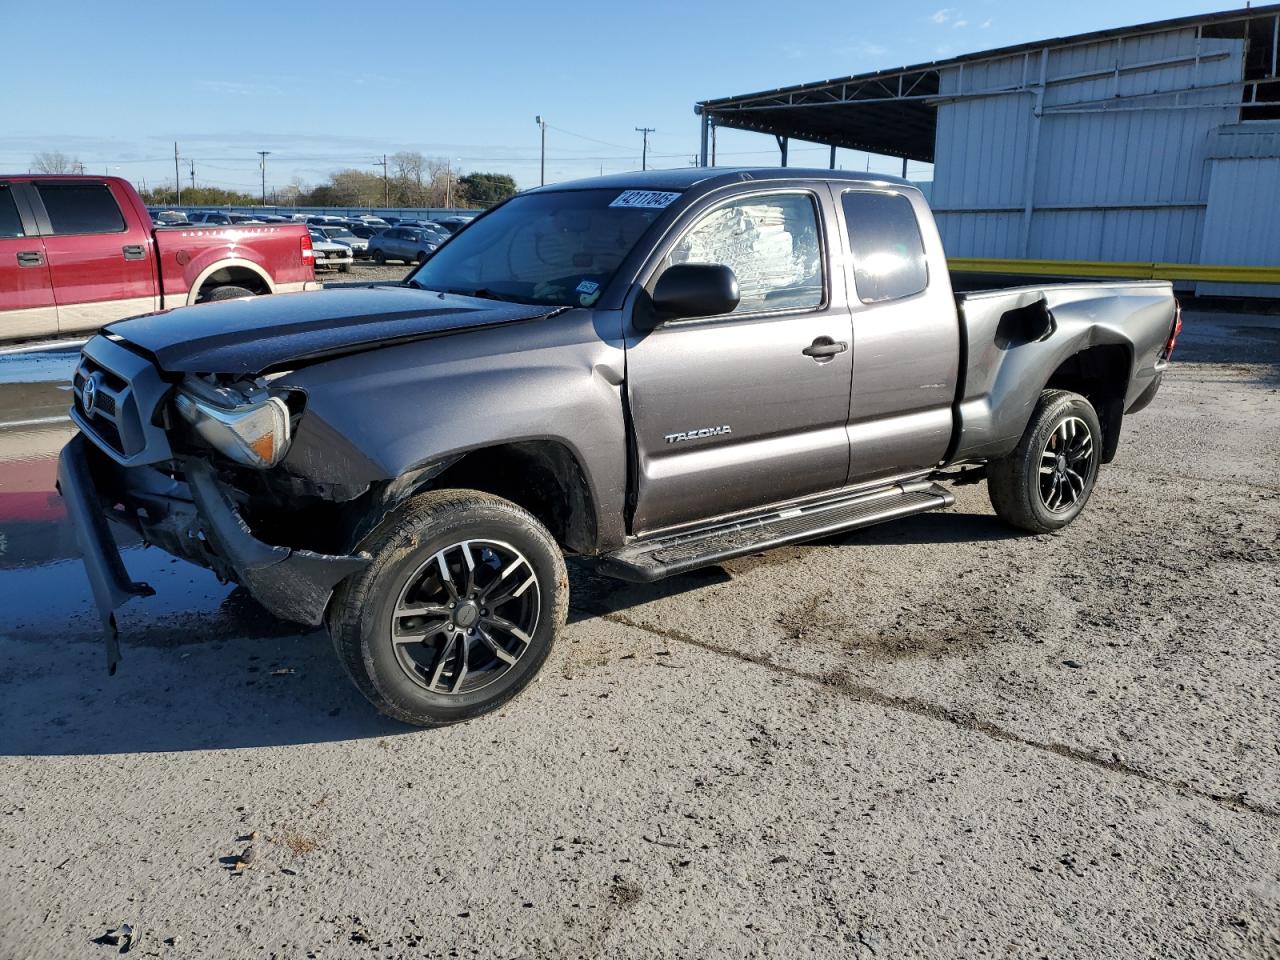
106,285,556,375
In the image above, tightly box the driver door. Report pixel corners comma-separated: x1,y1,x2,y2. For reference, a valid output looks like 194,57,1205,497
624,187,853,535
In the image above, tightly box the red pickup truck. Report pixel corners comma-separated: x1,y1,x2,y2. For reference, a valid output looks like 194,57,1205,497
0,175,319,342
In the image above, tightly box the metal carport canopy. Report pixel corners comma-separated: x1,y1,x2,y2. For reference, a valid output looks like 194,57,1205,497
694,3,1280,165
696,63,942,164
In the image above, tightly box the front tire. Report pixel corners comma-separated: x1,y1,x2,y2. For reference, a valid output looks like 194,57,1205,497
372,249,386,265
987,389,1101,534
328,490,568,727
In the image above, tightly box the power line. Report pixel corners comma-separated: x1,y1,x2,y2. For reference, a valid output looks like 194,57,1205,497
544,123,634,151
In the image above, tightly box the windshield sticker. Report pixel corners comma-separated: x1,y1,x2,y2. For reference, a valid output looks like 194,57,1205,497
575,280,600,295
609,190,681,210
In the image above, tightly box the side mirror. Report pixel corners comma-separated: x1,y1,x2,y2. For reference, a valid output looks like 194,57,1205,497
651,263,740,321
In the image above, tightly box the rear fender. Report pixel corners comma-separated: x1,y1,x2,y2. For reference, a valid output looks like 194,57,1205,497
951,283,1174,463
184,257,274,304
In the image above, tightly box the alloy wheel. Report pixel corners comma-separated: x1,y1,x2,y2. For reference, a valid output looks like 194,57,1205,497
389,539,541,695
1039,416,1095,512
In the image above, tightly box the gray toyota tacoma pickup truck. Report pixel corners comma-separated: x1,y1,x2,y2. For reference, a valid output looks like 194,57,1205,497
59,168,1181,726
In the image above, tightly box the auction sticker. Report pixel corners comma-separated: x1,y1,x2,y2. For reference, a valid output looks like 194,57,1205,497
609,190,681,209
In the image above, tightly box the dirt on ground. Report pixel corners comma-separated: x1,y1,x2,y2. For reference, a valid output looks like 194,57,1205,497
0,308,1278,959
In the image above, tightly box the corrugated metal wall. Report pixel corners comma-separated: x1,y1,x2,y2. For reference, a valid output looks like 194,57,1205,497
930,26,1245,266
1197,122,1280,296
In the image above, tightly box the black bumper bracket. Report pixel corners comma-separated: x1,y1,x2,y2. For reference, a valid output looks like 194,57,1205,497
57,435,156,674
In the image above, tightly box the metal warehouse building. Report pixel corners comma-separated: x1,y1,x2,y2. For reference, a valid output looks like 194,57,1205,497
695,6,1280,296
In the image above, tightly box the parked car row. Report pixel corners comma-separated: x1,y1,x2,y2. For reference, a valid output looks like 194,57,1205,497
150,210,477,264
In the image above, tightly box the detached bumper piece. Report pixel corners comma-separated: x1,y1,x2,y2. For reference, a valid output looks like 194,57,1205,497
183,460,370,626
57,435,156,673
58,435,370,673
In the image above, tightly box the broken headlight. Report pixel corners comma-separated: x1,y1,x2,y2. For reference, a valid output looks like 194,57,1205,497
174,377,295,469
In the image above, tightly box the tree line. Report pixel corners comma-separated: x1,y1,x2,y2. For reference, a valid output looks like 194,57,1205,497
31,150,517,210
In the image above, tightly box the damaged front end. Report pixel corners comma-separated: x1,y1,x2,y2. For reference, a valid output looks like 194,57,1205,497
59,335,370,673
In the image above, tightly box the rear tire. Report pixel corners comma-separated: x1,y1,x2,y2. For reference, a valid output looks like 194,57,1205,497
372,249,386,265
205,284,254,302
328,490,568,727
416,250,429,264
987,389,1101,534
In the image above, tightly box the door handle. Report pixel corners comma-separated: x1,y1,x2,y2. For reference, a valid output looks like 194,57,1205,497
802,336,849,361
122,244,146,261
16,250,43,267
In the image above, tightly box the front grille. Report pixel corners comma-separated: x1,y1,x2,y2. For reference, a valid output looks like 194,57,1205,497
73,355,135,457
71,338,174,467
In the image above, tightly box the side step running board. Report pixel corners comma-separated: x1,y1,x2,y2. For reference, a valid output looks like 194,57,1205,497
596,480,955,582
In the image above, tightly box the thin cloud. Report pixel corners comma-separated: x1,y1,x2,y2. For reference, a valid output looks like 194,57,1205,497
199,79,282,97
930,8,956,24
839,39,889,59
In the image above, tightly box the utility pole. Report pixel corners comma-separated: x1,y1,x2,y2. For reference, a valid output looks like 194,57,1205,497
257,150,271,206
534,116,547,185
373,154,389,206
445,159,452,209
635,127,655,171
174,142,182,206
188,159,195,193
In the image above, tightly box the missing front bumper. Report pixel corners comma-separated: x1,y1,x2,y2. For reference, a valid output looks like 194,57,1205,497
58,434,370,672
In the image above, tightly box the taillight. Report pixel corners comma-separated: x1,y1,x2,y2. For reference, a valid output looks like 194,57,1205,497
1163,300,1182,360
300,232,314,261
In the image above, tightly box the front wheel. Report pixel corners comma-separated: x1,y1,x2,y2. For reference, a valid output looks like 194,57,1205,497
328,490,568,727
372,249,386,265
987,389,1101,534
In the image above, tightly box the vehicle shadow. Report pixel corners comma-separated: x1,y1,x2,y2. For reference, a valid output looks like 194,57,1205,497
567,509,1022,622
2,509,1017,757
0,589,408,757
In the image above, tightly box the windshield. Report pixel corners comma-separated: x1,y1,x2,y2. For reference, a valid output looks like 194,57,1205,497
406,188,674,306
325,228,355,238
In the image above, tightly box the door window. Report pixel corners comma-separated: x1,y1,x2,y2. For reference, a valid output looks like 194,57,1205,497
0,187,24,237
842,191,928,303
37,184,127,235
667,192,823,316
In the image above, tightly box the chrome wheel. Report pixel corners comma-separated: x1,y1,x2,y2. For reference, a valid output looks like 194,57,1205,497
389,539,540,695
1039,416,1094,513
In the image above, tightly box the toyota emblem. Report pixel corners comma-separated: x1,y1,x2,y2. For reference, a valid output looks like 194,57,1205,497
82,372,100,417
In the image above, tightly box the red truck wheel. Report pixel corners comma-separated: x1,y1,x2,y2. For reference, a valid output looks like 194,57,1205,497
206,285,255,302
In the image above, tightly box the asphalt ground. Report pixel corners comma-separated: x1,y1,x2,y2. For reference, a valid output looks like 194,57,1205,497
0,300,1277,959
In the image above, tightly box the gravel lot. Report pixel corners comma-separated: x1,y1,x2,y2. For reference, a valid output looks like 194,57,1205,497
1,307,1278,959
322,260,415,285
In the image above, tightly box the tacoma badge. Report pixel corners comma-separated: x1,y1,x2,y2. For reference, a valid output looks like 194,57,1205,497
664,425,732,444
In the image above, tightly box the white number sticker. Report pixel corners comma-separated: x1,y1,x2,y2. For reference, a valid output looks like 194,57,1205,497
609,190,681,209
